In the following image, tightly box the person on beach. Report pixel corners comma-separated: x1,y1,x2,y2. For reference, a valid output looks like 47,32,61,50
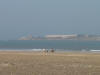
50,48,55,53
42,48,48,56
42,48,48,53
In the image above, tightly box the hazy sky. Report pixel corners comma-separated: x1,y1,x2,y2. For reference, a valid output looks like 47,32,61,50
0,0,100,40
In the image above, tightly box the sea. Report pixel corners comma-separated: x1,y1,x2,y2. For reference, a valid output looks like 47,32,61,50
0,40,100,52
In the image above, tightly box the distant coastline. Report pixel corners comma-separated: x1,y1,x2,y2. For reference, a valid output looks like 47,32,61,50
18,34,100,41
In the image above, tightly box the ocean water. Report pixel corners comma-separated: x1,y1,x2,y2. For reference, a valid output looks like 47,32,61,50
0,40,100,51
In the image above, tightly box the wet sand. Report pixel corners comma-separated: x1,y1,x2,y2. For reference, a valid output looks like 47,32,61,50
0,51,100,75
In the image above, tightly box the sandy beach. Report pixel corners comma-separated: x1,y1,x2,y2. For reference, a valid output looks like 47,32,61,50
0,51,100,75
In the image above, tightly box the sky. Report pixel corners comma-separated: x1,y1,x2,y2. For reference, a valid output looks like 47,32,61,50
0,0,100,40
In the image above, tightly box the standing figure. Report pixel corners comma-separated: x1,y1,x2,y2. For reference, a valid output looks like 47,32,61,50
50,48,55,53
43,48,48,53
42,48,48,56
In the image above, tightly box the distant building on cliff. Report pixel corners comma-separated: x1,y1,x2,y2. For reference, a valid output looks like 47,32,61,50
18,34,100,40
45,34,77,39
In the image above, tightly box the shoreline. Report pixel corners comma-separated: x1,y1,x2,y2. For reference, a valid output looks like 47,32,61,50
0,49,100,55
0,49,100,53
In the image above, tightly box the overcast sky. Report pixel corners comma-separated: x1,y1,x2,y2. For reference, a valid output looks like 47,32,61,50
0,0,100,40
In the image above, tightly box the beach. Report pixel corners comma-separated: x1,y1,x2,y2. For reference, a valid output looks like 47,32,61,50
0,51,100,75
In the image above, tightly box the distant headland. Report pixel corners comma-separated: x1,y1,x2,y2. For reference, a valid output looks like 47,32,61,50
18,34,100,41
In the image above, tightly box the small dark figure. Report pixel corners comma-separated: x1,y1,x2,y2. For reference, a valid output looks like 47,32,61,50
50,48,55,53
42,48,48,55
43,48,48,53
46,50,48,53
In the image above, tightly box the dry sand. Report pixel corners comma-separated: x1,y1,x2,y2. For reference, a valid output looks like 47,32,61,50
0,51,100,75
